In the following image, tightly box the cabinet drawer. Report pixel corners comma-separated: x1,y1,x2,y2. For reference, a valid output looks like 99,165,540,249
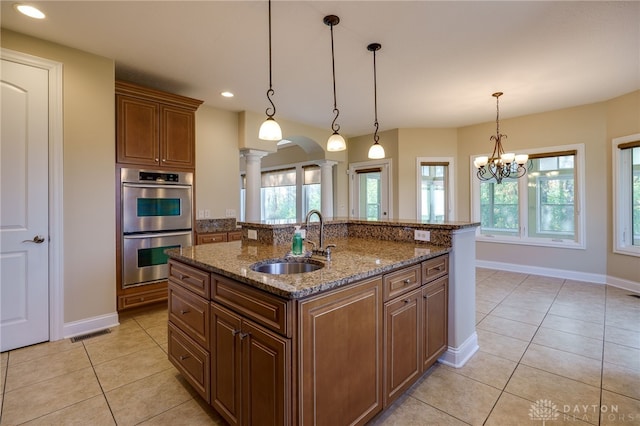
118,287,167,310
383,265,421,301
168,322,210,403
212,274,292,337
227,231,242,241
197,232,227,245
168,282,210,348
168,260,210,298
422,254,448,284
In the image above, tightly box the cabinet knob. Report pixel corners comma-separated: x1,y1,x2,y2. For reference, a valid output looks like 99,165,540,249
180,309,190,315
179,354,190,361
240,332,250,340
404,299,410,304
403,279,411,285
232,329,241,336
155,158,159,162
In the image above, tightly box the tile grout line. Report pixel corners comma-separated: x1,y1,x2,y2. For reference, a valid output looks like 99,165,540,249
481,274,566,425
82,340,119,425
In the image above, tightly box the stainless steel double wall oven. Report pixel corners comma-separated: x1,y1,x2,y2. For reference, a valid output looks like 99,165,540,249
121,168,193,288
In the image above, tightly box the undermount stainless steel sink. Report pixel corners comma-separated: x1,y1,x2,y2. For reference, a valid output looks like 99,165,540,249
250,258,324,275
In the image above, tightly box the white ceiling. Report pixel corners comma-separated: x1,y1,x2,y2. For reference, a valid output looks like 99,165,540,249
2,1,639,137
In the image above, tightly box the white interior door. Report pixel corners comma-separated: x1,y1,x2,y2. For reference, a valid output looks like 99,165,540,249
349,161,390,220
1,58,50,352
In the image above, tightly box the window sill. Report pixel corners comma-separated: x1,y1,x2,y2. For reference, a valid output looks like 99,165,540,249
476,235,585,250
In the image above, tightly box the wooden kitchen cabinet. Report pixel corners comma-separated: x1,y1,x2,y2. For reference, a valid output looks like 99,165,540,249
211,302,290,426
299,276,383,425
422,276,448,369
197,230,243,245
384,287,422,407
115,81,202,169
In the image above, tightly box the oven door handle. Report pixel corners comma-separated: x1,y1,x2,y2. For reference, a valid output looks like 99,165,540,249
122,183,192,190
123,231,192,239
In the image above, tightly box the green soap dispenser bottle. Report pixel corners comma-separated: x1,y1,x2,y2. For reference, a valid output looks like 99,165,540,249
292,226,303,255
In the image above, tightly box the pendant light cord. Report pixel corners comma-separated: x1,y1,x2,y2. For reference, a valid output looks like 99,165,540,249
330,21,340,133
372,44,380,143
265,0,276,119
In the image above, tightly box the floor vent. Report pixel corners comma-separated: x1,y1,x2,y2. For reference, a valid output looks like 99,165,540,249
629,294,640,300
71,329,111,343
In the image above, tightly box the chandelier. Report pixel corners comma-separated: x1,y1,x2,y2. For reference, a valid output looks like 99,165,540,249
474,92,528,184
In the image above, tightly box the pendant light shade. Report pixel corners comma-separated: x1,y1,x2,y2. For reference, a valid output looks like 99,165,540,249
367,43,385,159
259,117,282,141
327,132,346,151
259,0,282,141
324,15,346,152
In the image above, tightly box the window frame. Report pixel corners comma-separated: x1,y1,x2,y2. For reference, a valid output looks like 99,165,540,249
613,133,640,257
416,157,455,222
471,143,586,249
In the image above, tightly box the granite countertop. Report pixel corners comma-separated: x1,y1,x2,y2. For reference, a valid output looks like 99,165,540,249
166,237,450,300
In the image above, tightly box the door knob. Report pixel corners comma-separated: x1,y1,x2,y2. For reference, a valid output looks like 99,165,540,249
22,235,45,244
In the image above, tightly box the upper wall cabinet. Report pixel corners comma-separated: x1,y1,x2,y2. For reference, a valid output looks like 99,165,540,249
116,81,203,170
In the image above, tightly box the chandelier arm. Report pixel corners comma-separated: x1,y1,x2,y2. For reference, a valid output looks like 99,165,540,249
373,120,379,143
330,20,340,133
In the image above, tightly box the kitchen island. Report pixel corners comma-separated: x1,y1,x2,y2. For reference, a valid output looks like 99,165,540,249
166,221,478,425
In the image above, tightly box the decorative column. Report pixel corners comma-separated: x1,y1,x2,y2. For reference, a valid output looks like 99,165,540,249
318,160,337,219
241,149,269,222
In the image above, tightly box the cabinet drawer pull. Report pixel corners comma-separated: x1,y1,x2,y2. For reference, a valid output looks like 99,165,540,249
239,332,250,340
180,309,190,315
232,329,241,336
403,278,411,285
404,299,410,304
179,354,190,361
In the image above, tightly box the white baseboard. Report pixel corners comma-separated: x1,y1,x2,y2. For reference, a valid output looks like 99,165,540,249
607,275,640,294
476,259,607,284
439,332,479,368
476,259,639,294
63,312,120,339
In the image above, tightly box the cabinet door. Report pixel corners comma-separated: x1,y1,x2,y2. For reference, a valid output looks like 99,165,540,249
422,276,448,369
384,288,422,407
161,105,195,169
116,95,159,166
211,303,242,426
299,276,383,426
242,320,291,426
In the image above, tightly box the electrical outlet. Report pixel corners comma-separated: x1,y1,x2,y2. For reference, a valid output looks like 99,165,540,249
204,209,211,218
226,209,236,218
414,230,431,242
248,229,258,240
197,210,205,219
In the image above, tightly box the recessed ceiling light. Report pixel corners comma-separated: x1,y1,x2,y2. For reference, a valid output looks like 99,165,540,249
221,91,234,98
14,4,46,19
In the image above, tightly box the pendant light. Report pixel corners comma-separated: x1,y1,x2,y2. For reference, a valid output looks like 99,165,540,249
258,0,282,141
324,15,346,152
367,43,385,159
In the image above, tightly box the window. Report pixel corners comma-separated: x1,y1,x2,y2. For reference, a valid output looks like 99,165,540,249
613,134,640,256
472,144,585,248
303,165,321,218
417,159,454,222
261,168,296,223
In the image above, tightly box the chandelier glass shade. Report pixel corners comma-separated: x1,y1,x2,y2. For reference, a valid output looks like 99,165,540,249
367,42,385,159
324,15,346,152
259,0,282,141
474,92,528,184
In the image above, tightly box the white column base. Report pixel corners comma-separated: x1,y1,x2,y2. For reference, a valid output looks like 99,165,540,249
438,331,479,368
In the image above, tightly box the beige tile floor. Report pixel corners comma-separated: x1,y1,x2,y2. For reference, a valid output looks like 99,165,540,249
1,268,639,425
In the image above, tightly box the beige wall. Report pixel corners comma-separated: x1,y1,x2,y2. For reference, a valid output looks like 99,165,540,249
195,105,240,218
606,91,640,283
1,30,117,323
458,102,613,277
397,128,458,220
